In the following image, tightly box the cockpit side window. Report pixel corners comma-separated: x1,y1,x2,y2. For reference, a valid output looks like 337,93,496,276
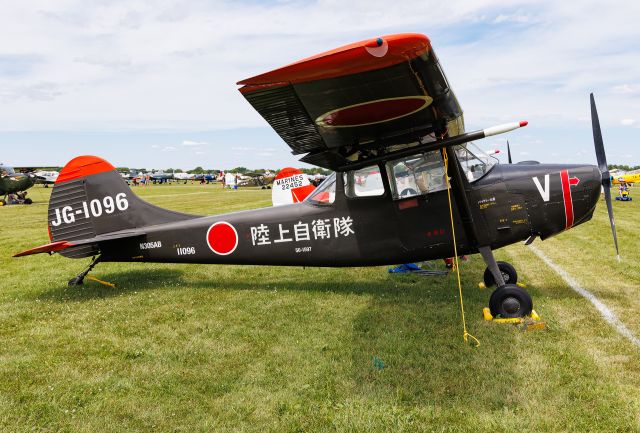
343,165,385,198
306,172,336,204
455,143,497,182
386,150,448,200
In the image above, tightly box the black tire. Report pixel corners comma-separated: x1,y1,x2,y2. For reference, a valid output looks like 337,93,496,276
484,261,517,287
24,198,33,205
489,284,533,318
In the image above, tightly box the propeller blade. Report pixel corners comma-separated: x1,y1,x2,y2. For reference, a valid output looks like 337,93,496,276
591,93,620,261
591,93,608,174
507,140,513,164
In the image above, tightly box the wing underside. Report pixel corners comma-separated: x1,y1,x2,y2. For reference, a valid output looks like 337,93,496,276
238,34,464,170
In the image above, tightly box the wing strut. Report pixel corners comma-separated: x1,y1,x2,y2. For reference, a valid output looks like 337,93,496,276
339,121,527,171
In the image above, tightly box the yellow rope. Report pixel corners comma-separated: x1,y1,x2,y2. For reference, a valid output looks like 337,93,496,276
442,149,480,347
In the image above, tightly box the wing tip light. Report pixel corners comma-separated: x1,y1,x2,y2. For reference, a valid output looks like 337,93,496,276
483,120,529,137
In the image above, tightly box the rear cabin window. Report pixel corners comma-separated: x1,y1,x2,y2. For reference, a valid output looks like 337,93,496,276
387,151,448,199
344,165,385,198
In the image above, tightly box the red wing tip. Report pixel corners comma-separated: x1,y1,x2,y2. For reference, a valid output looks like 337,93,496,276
237,33,431,87
519,120,529,127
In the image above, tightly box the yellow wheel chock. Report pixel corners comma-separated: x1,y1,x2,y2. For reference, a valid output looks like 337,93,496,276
482,307,545,331
478,281,527,290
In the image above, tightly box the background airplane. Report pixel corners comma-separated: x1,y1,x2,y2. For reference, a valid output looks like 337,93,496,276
149,170,174,183
239,171,275,188
174,172,196,182
612,171,640,185
0,164,36,205
35,170,59,187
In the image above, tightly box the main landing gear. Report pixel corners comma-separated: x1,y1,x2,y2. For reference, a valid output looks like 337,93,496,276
478,246,532,318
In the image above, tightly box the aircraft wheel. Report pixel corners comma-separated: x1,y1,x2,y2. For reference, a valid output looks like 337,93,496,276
483,261,517,287
489,284,532,318
24,198,33,205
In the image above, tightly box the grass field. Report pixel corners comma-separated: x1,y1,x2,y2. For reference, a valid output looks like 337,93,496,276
1,183,639,432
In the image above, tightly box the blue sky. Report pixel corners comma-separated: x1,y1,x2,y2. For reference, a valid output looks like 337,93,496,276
1,0,638,170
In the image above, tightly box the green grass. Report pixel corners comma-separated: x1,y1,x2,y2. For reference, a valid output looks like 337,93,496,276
1,183,639,432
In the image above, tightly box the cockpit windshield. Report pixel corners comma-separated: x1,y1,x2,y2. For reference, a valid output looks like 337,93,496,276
455,142,497,182
305,172,336,204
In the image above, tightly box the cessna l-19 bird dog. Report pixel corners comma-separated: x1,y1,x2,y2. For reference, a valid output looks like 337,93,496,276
15,34,618,318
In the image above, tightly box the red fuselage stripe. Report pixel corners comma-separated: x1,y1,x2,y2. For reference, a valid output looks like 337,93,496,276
560,169,574,229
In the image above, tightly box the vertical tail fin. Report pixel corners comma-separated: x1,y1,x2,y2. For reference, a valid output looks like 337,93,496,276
49,156,196,258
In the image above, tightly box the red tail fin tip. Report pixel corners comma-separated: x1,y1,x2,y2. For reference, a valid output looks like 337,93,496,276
56,155,116,184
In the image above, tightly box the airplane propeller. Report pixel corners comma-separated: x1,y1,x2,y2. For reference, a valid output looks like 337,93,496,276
590,93,620,261
507,140,513,164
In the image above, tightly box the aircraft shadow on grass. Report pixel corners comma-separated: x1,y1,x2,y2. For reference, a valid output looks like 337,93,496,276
37,268,185,302
36,260,582,306
37,264,459,301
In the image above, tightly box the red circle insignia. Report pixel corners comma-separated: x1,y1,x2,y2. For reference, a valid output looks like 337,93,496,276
206,221,238,255
315,96,432,128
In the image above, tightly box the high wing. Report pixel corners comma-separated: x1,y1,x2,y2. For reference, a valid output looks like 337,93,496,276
238,33,464,170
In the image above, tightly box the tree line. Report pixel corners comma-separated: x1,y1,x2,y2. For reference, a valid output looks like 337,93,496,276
116,166,332,175
608,164,640,171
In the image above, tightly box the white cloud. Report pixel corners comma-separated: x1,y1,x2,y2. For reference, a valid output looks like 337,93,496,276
613,84,640,94
182,140,207,146
621,118,636,126
162,146,176,151
492,13,532,24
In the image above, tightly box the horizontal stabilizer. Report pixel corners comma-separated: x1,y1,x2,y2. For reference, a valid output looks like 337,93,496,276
14,229,146,258
14,241,74,257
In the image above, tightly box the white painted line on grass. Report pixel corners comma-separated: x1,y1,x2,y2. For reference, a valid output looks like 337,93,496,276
529,245,640,348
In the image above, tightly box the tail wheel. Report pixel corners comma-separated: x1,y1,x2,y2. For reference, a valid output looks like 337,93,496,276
489,284,532,318
483,261,517,287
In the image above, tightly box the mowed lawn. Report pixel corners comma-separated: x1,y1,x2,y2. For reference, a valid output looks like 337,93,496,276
1,183,639,432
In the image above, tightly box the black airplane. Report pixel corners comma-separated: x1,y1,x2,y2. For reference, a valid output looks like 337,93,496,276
15,34,618,319
1,164,36,205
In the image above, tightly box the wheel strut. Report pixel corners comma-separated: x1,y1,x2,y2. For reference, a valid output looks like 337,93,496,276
478,246,506,287
68,255,101,286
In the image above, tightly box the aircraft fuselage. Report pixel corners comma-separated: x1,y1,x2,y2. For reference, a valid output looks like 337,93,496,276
93,162,601,266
